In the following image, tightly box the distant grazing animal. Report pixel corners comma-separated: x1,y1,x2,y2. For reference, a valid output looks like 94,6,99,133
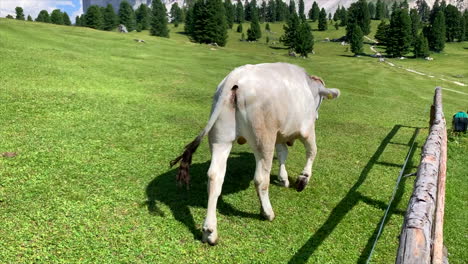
170,62,340,245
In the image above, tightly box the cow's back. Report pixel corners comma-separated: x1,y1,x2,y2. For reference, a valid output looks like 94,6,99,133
227,63,317,140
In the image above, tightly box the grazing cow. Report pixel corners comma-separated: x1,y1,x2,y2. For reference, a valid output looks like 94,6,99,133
170,62,340,245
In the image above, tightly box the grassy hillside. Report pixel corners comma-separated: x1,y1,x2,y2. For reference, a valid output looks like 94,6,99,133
0,18,466,263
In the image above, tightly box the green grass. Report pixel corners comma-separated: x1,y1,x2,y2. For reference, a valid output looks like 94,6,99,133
0,18,466,263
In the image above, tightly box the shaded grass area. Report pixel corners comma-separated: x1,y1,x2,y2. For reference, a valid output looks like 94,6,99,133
0,19,466,263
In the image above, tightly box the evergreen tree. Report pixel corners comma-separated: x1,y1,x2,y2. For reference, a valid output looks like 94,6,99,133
76,16,81,26
119,0,136,31
328,13,332,21
36,10,51,23
295,21,314,57
347,0,371,36
80,14,87,26
224,0,235,28
444,4,461,42
386,7,412,57
51,9,64,25
318,8,327,31
185,4,195,34
275,0,287,21
85,5,103,29
429,0,441,24
260,1,267,22
27,15,33,21
237,23,243,32
375,20,389,44
339,6,348,27
245,0,252,21
429,11,446,52
150,0,169,37
136,4,151,30
265,23,270,31
288,0,296,17
333,7,339,21
235,0,245,23
349,23,364,55
6,15,14,19
410,8,420,44
280,12,299,49
375,0,384,20
266,0,276,22
460,11,467,41
416,0,430,22
15,7,25,20
247,2,261,41
298,0,306,21
190,0,228,46
309,1,319,22
63,12,72,25
103,4,118,31
414,32,430,57
368,2,375,19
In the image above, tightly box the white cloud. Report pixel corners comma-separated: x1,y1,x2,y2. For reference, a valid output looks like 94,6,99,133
0,0,75,19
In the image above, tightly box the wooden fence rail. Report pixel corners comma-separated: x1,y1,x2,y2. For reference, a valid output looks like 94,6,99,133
396,87,448,264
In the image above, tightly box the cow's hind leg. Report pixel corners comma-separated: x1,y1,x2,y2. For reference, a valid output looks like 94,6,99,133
275,143,289,187
251,137,276,221
296,130,317,192
202,142,232,245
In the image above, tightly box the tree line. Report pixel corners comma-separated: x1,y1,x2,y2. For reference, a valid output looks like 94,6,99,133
8,6,72,25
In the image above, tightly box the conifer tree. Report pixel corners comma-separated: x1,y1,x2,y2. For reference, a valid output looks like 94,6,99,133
349,23,363,55
190,0,228,46
235,0,245,23
63,12,72,25
85,5,103,29
15,7,25,20
244,0,252,21
260,1,267,22
36,10,51,23
309,1,319,22
368,2,375,19
386,7,412,57
333,7,339,21
429,11,446,52
27,15,33,21
224,0,235,28
119,0,136,31
266,0,276,22
347,0,371,36
318,8,327,31
103,4,118,30
75,16,81,26
375,20,389,44
416,0,430,22
295,21,314,57
444,4,461,42
51,9,64,25
136,4,151,30
410,8,420,44
375,0,384,20
150,0,169,37
265,23,270,31
288,0,296,17
185,4,195,34
413,32,430,57
237,23,243,32
280,12,299,49
339,6,348,26
80,14,87,26
275,0,287,21
298,0,306,21
459,11,467,41
247,1,261,41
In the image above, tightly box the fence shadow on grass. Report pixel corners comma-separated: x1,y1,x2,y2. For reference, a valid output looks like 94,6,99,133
145,152,259,241
288,125,421,264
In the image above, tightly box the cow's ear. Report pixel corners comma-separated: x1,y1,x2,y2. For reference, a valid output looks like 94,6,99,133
309,75,325,86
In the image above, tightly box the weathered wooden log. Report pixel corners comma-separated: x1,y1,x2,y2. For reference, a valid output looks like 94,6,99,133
396,87,446,264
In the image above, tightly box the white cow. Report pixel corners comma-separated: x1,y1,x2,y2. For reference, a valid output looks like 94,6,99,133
170,62,340,245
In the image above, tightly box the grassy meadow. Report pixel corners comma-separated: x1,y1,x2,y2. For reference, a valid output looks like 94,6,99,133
0,18,467,263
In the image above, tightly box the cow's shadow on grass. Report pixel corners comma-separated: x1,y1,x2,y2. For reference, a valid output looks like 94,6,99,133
289,125,421,264
145,152,260,240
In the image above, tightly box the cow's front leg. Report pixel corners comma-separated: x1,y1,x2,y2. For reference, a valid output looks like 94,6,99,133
296,131,317,192
275,143,289,187
202,142,232,245
253,147,275,221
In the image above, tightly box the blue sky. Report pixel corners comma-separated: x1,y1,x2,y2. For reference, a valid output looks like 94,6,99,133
0,0,83,22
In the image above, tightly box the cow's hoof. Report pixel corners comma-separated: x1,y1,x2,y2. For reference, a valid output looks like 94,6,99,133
202,227,218,246
261,208,275,221
278,179,290,188
295,174,309,192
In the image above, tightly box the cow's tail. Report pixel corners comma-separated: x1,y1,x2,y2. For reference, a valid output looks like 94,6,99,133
319,87,340,99
170,82,236,188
